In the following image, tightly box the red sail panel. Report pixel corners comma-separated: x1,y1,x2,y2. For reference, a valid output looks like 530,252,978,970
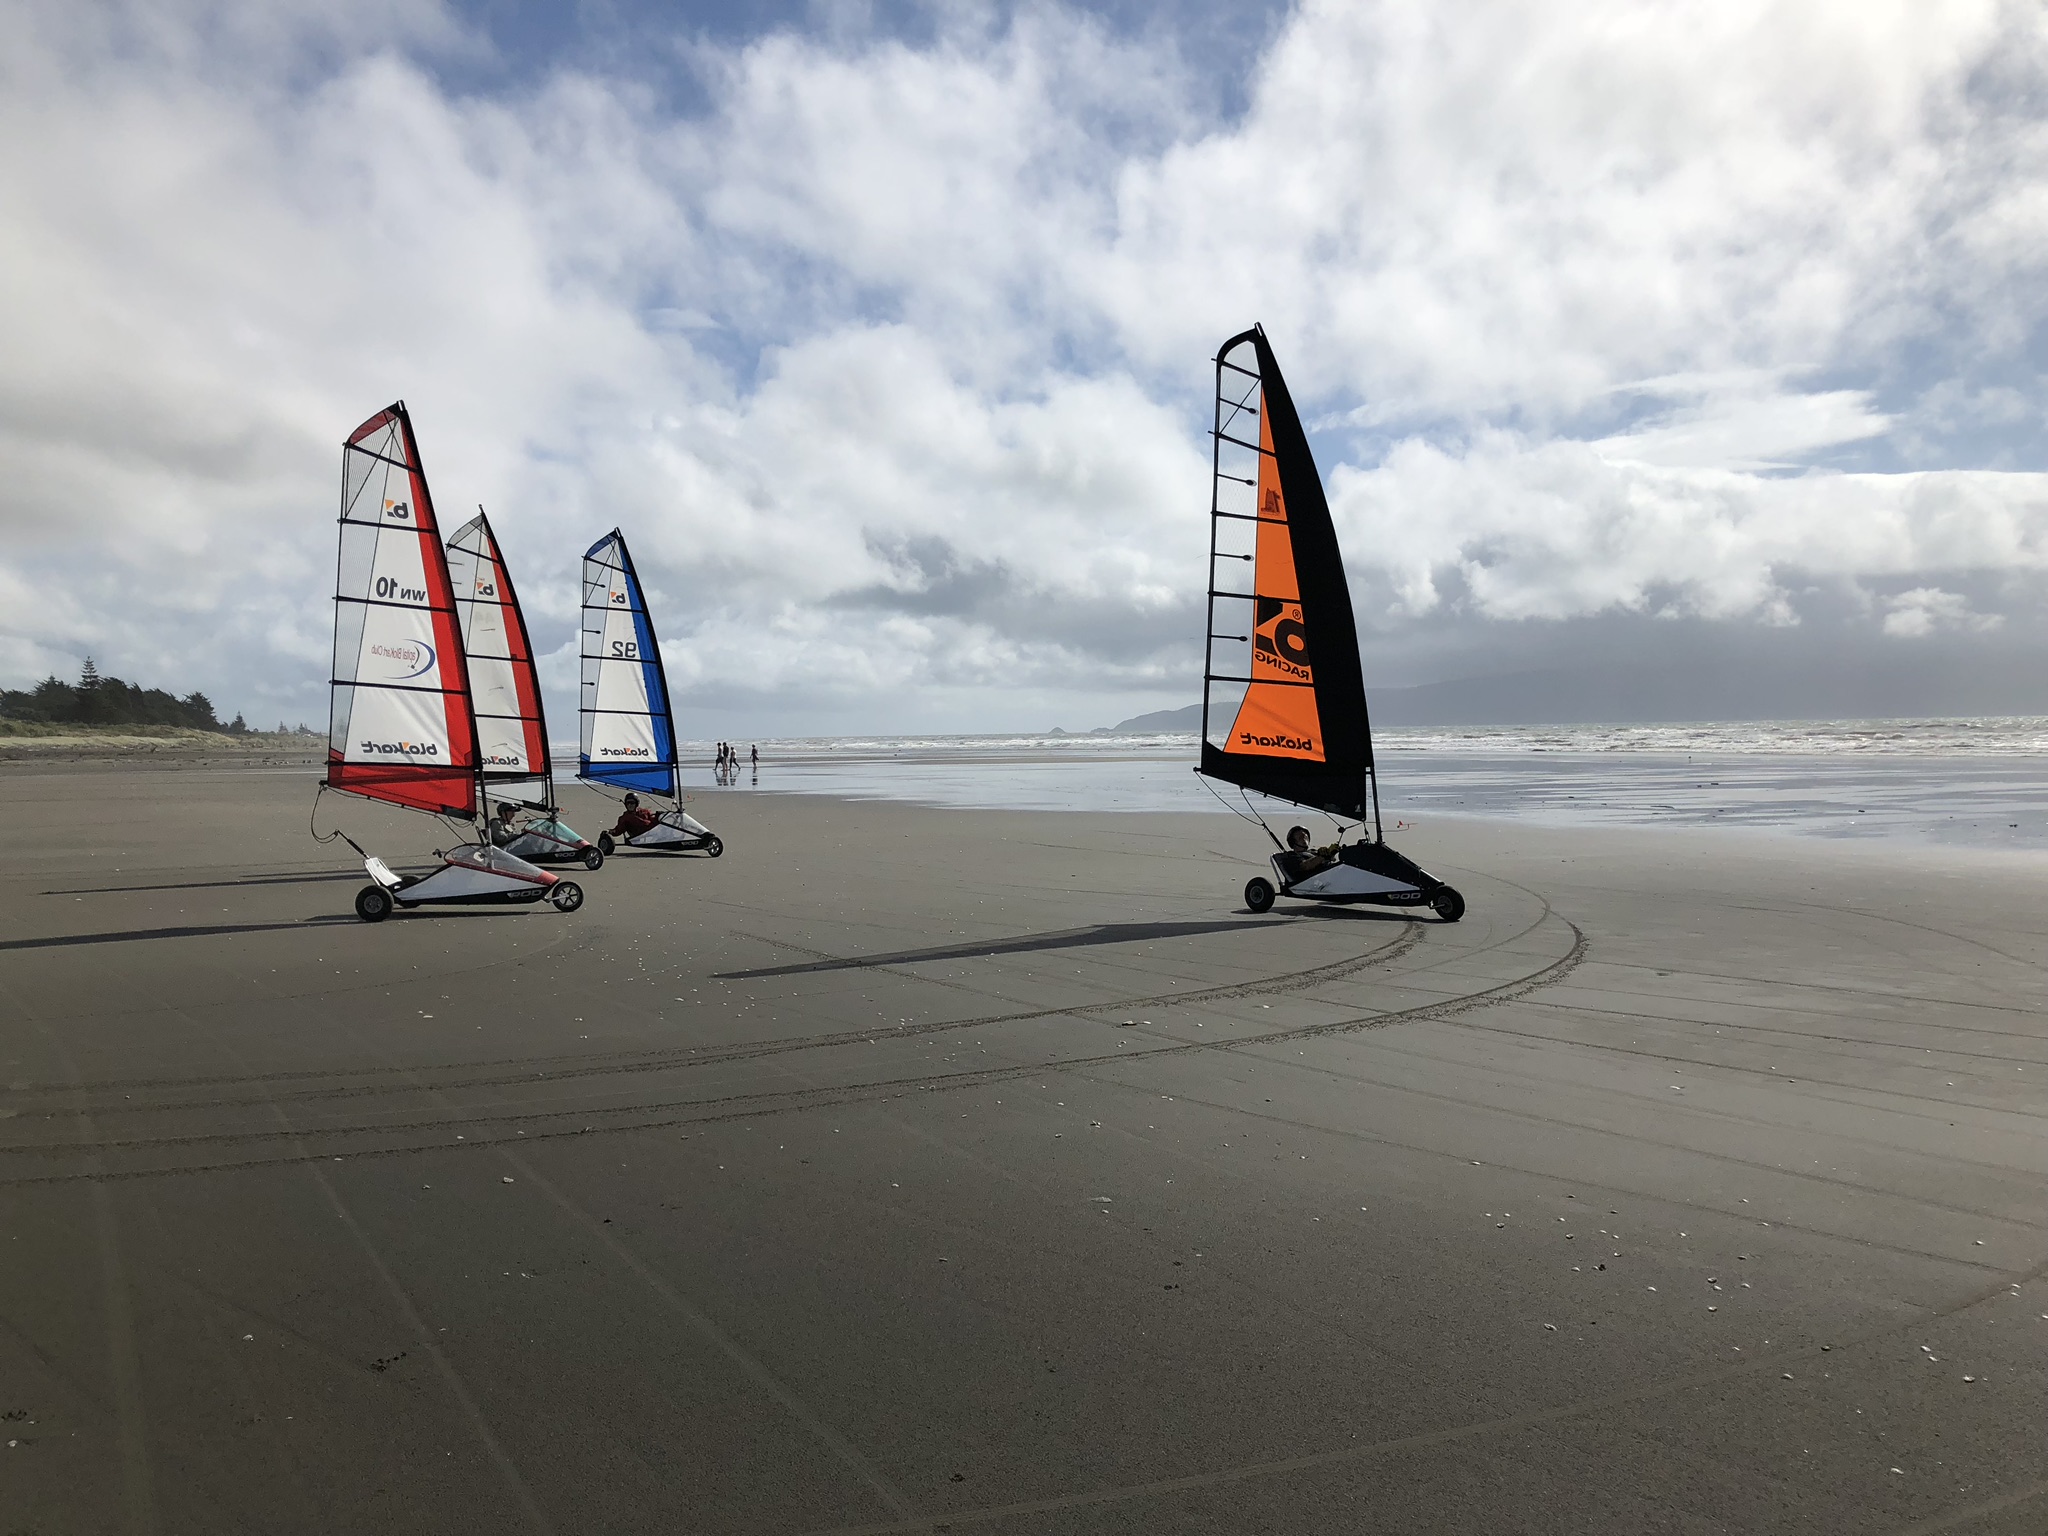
1225,399,1325,762
325,404,479,817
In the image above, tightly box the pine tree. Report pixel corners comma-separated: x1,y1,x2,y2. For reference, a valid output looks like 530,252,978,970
79,656,100,691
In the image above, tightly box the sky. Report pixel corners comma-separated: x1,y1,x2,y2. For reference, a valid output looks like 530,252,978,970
3,0,2047,736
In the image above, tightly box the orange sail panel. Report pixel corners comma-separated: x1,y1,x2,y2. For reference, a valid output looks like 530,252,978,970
325,404,480,817
1226,403,1325,762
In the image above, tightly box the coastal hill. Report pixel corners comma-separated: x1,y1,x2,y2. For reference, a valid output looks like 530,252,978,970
1077,648,2048,733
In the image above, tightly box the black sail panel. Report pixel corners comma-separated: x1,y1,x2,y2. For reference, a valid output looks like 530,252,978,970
1199,325,1375,822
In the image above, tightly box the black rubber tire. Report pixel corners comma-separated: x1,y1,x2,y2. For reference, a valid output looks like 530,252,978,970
550,881,584,913
582,846,605,871
705,835,724,858
1431,886,1466,923
355,885,393,923
1244,877,1275,914
597,832,615,856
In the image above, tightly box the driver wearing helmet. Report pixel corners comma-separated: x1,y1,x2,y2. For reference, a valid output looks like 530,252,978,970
487,802,526,847
1276,825,1338,883
611,793,661,839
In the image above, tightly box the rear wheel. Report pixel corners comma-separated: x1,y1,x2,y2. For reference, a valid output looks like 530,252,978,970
581,846,604,871
550,881,584,913
704,835,724,858
597,832,615,856
355,885,393,923
1244,877,1275,914
1431,886,1465,923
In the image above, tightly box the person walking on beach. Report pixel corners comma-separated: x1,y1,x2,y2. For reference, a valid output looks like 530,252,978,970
750,743,758,771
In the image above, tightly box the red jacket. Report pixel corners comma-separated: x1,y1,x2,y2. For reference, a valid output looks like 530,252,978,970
611,806,660,837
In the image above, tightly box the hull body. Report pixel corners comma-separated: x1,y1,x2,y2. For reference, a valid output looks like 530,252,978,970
598,806,721,857
500,816,601,867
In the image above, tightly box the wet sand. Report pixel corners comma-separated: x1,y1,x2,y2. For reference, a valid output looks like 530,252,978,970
1,765,2045,1534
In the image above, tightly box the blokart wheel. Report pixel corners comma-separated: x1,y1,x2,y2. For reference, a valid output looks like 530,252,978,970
1430,885,1466,923
597,832,615,856
582,846,605,871
704,835,724,858
550,881,584,912
1244,877,1275,914
355,885,394,923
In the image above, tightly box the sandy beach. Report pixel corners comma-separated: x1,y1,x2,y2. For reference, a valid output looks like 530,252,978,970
2,763,2045,1533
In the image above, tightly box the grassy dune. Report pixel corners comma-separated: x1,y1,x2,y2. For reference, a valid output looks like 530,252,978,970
0,721,322,760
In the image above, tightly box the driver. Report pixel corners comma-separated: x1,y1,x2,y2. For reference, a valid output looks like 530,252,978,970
487,802,525,847
1277,825,1338,882
610,793,661,840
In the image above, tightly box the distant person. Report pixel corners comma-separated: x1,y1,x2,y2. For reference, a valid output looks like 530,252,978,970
611,793,660,840
750,743,758,770
1276,825,1337,883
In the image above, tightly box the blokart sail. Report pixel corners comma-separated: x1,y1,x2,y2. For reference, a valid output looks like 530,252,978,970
447,510,602,869
320,403,584,920
579,530,721,856
328,404,477,816
1196,327,1463,921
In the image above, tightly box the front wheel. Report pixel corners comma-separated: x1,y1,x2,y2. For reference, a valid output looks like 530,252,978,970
355,885,393,923
1244,877,1275,914
1431,886,1466,923
550,881,584,912
597,832,615,856
704,835,724,858
581,846,605,871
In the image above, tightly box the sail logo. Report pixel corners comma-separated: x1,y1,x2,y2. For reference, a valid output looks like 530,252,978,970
610,589,629,605
482,750,526,766
384,499,412,521
1252,597,1312,683
368,639,435,680
1240,730,1314,752
476,581,496,598
599,745,651,758
358,739,441,757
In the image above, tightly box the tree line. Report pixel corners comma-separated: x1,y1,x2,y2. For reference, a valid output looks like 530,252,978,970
0,658,247,732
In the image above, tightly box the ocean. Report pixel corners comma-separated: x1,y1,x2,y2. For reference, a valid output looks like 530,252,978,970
659,718,2048,850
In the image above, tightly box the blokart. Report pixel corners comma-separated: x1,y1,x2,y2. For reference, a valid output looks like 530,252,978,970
1244,829,1463,921
353,841,584,923
500,811,605,870
597,805,723,858
1193,325,1469,926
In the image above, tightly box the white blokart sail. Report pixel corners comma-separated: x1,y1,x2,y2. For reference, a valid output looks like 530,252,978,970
579,530,721,857
448,509,604,870
322,403,585,920
328,404,478,815
447,510,548,797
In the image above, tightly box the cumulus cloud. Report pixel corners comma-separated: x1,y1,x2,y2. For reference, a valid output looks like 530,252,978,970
2,0,2047,730
1882,586,2006,638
